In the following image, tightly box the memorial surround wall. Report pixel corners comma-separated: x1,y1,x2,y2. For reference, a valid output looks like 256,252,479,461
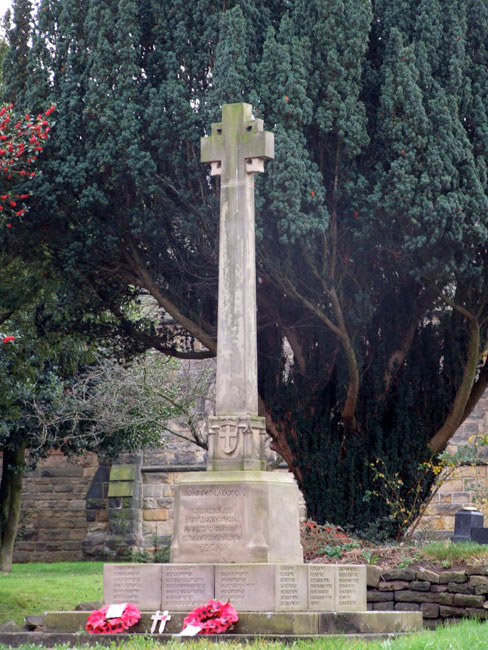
3,391,488,563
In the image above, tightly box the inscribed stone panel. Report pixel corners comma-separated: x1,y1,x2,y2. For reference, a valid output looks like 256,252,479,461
215,564,275,611
103,564,161,609
308,565,335,611
335,565,367,611
275,565,308,611
178,485,246,556
162,564,214,610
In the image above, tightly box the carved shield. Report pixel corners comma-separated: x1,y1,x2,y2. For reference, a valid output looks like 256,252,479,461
218,421,239,454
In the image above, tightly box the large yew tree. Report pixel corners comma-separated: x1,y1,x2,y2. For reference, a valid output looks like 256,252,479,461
7,0,488,537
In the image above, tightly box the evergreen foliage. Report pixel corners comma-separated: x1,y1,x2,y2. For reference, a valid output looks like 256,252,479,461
7,0,488,537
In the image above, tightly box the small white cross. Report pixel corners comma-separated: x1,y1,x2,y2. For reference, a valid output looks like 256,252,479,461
150,610,171,634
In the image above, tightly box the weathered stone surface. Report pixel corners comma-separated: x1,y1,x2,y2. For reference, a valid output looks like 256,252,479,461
431,584,448,593
470,575,488,586
474,584,488,595
410,581,431,592
367,589,394,602
170,471,303,564
439,593,454,605
416,568,440,583
366,565,383,588
43,612,89,633
24,615,44,629
201,103,273,421
336,565,367,611
466,565,488,575
381,568,416,581
109,465,137,481
439,571,467,584
237,613,317,635
439,605,467,618
143,509,168,521
104,564,162,609
394,590,439,603
379,580,409,591
215,564,275,611
394,603,419,611
27,610,421,636
319,611,422,634
107,481,135,497
74,602,102,612
447,582,474,594
372,602,395,611
467,607,488,619
162,565,214,611
420,603,440,619
452,593,485,608
0,621,18,633
308,565,335,611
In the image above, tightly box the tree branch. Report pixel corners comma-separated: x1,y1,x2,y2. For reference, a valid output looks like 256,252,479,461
122,233,217,354
428,318,481,454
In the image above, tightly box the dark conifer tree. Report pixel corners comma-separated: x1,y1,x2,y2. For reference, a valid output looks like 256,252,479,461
7,0,488,537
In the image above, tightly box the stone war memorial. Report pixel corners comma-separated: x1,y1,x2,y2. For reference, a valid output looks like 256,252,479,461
100,103,421,636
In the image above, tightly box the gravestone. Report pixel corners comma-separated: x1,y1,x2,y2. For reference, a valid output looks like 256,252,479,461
101,104,422,635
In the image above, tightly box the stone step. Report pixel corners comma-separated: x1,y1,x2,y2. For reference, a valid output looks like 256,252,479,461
0,631,423,647
41,610,422,636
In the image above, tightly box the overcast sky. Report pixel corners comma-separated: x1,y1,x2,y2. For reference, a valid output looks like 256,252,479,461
0,0,11,20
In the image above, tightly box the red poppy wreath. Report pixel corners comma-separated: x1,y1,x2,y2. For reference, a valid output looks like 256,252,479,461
183,599,238,634
86,603,141,634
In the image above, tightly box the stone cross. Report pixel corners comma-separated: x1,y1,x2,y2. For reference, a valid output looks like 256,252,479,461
201,103,273,470
201,103,274,416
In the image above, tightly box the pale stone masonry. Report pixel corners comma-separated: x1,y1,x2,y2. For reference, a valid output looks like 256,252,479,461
169,103,304,567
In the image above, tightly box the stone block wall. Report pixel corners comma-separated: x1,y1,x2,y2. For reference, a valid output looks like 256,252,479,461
367,566,488,628
10,451,99,562
418,390,488,537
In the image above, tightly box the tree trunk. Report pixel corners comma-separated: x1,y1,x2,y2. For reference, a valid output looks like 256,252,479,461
0,444,26,573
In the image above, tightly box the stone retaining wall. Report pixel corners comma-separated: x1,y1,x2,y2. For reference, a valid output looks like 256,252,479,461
12,451,99,563
367,566,488,628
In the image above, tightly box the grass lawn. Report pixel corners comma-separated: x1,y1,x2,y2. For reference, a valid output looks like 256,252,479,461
0,561,103,626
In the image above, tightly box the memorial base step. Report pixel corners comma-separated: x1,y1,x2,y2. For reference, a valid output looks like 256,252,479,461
41,610,423,635
104,562,368,612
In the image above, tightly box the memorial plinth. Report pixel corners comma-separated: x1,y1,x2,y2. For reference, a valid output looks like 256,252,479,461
170,470,303,564
103,563,367,612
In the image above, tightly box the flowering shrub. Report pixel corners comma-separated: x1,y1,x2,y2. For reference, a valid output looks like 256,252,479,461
86,603,141,634
0,104,54,225
183,599,238,634
300,519,361,560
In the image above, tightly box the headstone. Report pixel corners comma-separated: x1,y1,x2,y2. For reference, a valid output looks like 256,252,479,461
470,527,488,545
452,507,484,543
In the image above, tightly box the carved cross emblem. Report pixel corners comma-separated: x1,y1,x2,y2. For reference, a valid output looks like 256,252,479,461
219,421,239,454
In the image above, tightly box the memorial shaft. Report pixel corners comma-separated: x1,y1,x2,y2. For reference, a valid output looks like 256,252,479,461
201,103,274,416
